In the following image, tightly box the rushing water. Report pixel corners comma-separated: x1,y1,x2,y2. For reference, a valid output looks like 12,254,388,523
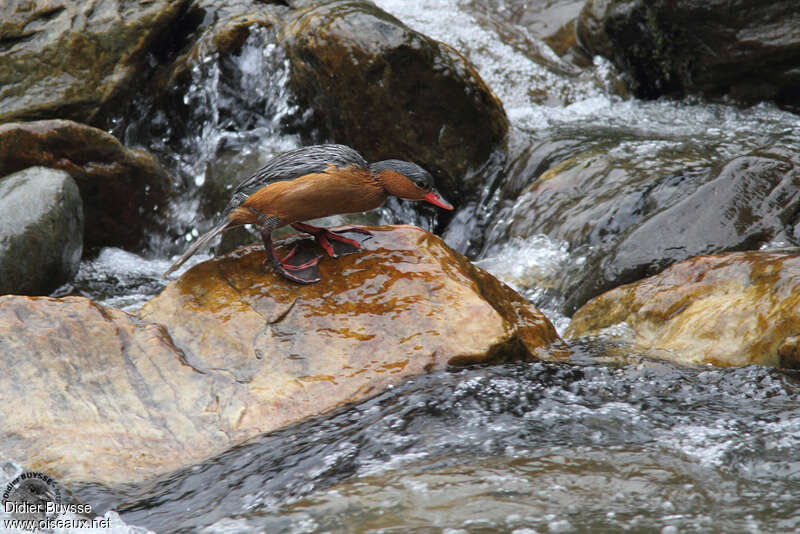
34,0,800,532
68,362,800,533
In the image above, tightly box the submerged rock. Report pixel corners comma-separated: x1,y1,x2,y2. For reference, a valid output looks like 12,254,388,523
0,0,189,125
282,0,509,201
0,226,566,485
0,167,83,295
566,251,800,368
577,0,800,110
0,120,170,250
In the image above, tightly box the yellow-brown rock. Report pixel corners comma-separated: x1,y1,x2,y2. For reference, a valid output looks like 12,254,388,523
0,295,231,485
0,226,566,486
566,251,800,368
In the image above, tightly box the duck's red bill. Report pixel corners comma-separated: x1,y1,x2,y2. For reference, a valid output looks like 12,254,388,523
424,191,454,210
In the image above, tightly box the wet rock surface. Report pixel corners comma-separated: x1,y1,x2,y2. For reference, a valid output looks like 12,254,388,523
0,167,83,296
577,0,800,110
567,147,800,311
491,138,800,313
0,295,231,485
0,0,189,125
282,0,509,202
0,120,170,250
0,226,565,485
566,251,800,368
144,226,566,368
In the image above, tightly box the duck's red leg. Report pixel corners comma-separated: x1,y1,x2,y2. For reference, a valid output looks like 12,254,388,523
247,209,321,284
291,222,372,258
260,226,321,284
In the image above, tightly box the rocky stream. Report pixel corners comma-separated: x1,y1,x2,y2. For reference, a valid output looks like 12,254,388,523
1,0,799,532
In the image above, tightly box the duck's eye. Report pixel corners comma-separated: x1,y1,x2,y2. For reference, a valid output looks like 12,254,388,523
414,180,431,190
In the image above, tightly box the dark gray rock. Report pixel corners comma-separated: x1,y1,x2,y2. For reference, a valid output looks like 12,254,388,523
577,0,800,110
0,167,83,296
564,147,800,312
492,138,800,314
494,144,710,249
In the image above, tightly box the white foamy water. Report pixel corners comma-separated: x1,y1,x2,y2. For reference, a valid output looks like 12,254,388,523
373,0,607,114
476,235,576,333
54,247,210,312
177,26,301,189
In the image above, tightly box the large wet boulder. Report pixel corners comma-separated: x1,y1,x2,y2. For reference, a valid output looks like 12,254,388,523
577,0,800,109
282,0,509,201
566,251,800,368
0,226,566,485
0,167,83,295
490,141,800,313
143,225,566,368
0,0,189,125
0,295,227,485
565,146,800,311
0,120,170,249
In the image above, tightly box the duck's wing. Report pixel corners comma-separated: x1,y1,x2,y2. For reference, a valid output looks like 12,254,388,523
225,144,369,211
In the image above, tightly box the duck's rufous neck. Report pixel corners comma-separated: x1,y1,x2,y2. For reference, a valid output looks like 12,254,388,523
374,170,428,200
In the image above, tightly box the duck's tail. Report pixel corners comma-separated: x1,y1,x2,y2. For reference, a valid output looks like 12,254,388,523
163,220,231,278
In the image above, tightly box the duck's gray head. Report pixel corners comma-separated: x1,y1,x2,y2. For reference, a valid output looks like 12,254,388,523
370,160,453,210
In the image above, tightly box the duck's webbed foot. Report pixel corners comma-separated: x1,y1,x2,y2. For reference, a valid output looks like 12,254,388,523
253,214,322,284
291,222,372,258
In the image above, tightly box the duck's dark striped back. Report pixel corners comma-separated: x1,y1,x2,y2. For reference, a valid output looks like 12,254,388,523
225,144,369,214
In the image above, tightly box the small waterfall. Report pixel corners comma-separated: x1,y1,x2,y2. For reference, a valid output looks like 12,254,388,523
175,27,301,191
61,25,305,309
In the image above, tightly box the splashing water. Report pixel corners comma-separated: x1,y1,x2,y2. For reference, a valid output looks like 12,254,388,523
175,28,301,190
476,235,577,334
56,25,304,306
52,248,210,312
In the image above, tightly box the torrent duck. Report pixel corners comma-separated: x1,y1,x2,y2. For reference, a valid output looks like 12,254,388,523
164,144,453,283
